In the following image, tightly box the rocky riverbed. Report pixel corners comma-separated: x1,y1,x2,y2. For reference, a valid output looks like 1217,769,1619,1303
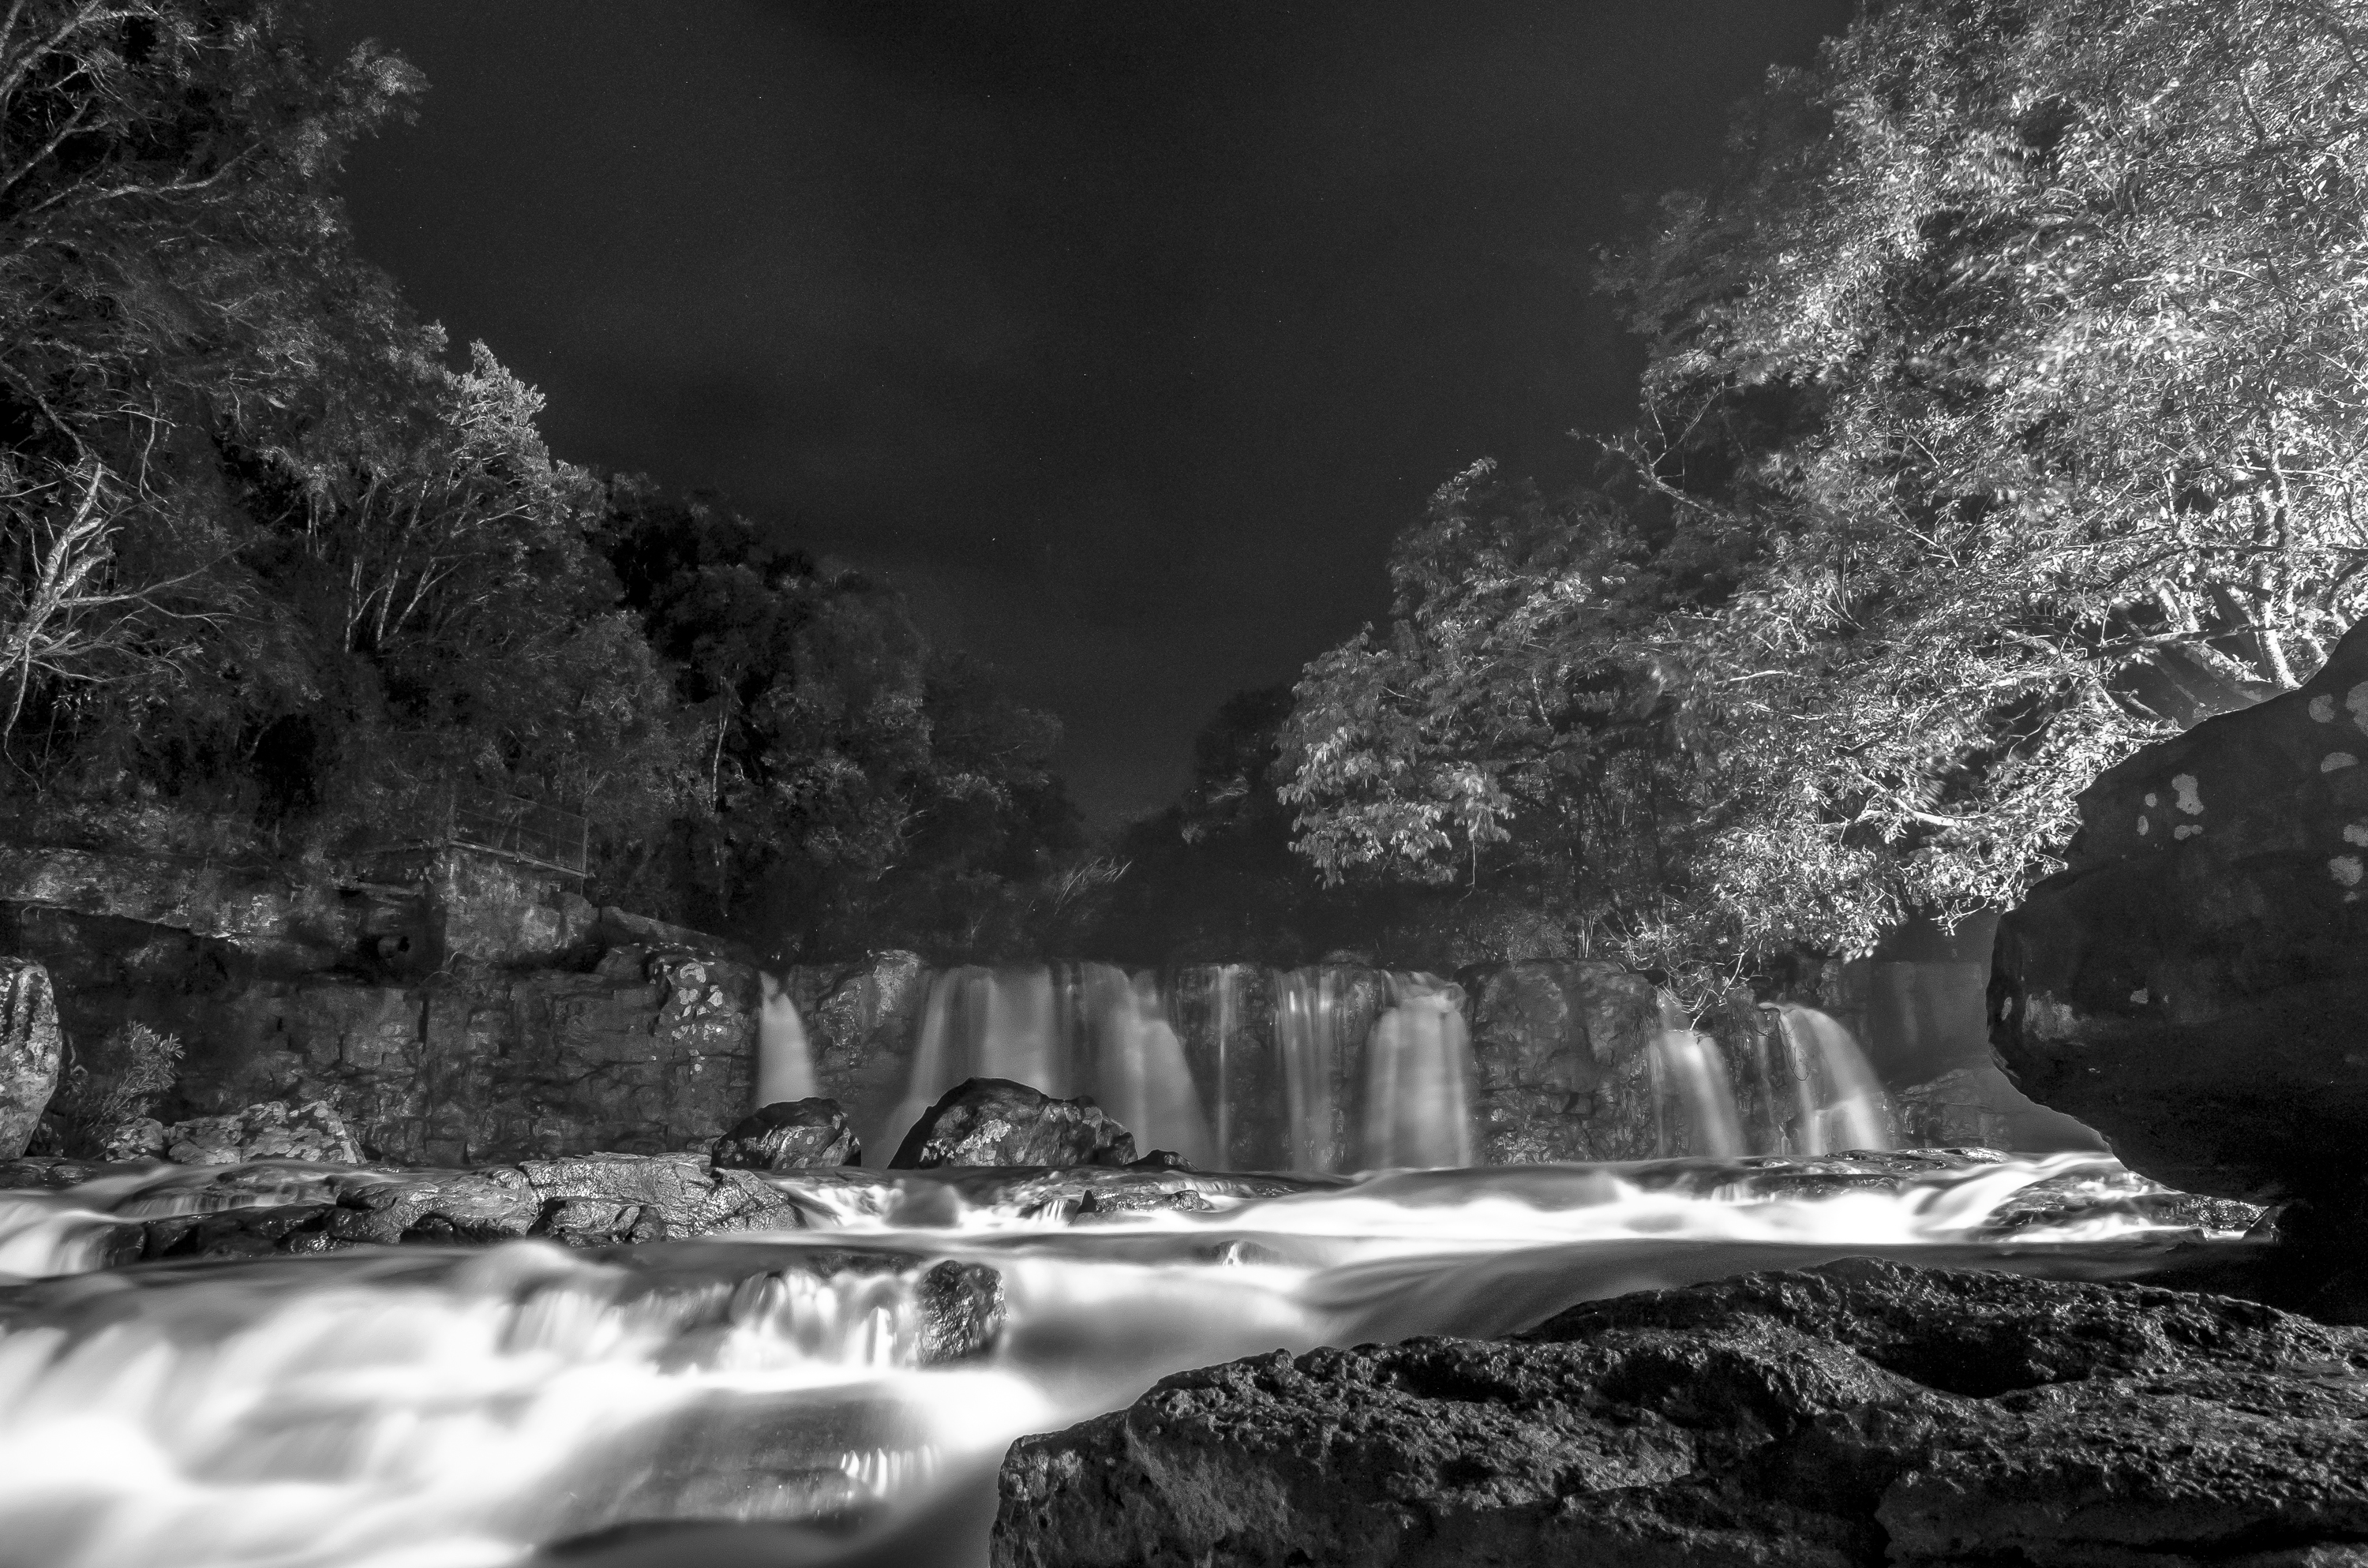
994,1259,2368,1568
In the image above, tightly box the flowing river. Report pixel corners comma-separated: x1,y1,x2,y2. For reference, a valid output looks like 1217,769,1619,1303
0,1151,2260,1568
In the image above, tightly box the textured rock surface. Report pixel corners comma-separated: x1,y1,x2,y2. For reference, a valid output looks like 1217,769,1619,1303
890,1077,1137,1169
1992,619,2368,1250
1465,960,1670,1163
711,1097,860,1169
994,1259,2368,1568
162,1098,362,1164
0,956,61,1158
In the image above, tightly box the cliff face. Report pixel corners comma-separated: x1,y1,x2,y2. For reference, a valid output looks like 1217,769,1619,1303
0,844,766,1162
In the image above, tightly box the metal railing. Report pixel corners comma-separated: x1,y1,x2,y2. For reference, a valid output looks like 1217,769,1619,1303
443,784,590,880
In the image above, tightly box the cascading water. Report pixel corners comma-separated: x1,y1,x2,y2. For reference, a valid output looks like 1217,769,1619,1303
1358,974,1475,1169
0,1150,2263,1568
1771,1002,1896,1154
754,973,818,1107
880,967,1070,1158
1079,967,1213,1165
1205,963,1253,1165
1274,967,1350,1173
1650,992,1748,1158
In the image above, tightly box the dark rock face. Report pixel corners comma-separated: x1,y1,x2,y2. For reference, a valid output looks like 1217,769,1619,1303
711,1098,859,1169
0,957,61,1158
890,1077,1137,1169
993,1259,2368,1568
1466,960,1669,1162
1992,619,2368,1233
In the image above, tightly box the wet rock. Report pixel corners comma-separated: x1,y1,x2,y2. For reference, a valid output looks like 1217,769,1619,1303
519,1152,804,1241
889,1077,1137,1169
1991,619,2368,1300
322,1166,541,1244
143,1202,345,1260
710,1098,859,1170
993,1259,2368,1568
915,1259,1006,1362
97,1117,166,1160
0,956,62,1159
164,1099,362,1165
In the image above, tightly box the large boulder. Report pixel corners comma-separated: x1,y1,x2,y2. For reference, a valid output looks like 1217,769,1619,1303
710,1097,860,1169
889,1078,1137,1169
1991,619,2368,1278
993,1259,2368,1568
0,957,62,1158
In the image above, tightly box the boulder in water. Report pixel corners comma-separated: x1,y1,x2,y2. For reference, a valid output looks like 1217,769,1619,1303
711,1097,859,1169
993,1259,2368,1568
0,957,62,1160
520,1151,806,1241
890,1077,1137,1169
163,1099,362,1165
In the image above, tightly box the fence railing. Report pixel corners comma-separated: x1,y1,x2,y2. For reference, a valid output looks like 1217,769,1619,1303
442,784,590,880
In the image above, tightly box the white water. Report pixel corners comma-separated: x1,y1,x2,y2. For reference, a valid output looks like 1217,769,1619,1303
1360,975,1474,1168
1773,1003,1896,1154
0,1151,2258,1568
755,974,818,1108
1085,971,1214,1166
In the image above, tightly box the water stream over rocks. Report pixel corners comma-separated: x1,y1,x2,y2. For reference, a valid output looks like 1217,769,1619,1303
0,1150,2264,1568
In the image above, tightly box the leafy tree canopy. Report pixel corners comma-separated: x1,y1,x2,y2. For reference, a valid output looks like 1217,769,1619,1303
0,0,1073,960
1284,0,2368,990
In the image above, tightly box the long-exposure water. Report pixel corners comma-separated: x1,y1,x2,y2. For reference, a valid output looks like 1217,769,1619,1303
0,1151,2261,1568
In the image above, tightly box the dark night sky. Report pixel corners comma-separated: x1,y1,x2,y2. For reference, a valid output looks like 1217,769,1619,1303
320,1,1855,825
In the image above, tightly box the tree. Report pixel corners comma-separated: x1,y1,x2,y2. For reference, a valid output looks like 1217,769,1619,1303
1285,0,2368,989
596,481,1077,956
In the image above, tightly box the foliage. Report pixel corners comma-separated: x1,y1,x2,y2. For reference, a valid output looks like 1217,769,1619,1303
48,1020,181,1155
596,482,1077,957
1284,0,2368,989
0,0,1074,959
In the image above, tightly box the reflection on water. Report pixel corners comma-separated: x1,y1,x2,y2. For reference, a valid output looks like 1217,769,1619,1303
0,1153,2262,1568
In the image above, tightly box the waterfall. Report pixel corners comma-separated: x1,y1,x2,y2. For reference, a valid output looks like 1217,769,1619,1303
755,973,819,1107
1081,967,1213,1166
1358,974,1475,1169
1208,963,1252,1164
1649,993,1747,1158
875,967,1894,1173
1772,1003,1896,1154
1276,967,1347,1173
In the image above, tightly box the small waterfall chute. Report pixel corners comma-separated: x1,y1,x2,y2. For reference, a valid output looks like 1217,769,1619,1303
1358,974,1475,1170
1771,1003,1896,1154
1650,993,1747,1158
1080,967,1213,1166
1275,968,1347,1173
755,973,819,1108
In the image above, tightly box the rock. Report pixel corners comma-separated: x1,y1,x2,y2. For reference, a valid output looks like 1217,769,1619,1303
97,1117,166,1160
889,1078,1137,1169
321,1166,541,1244
164,1099,363,1165
0,957,62,1159
993,1259,2368,1568
518,1152,804,1241
711,1098,859,1169
1887,1063,2105,1153
1991,618,2368,1285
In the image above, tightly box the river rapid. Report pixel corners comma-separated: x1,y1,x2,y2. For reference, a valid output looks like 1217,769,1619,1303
0,1152,2261,1568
